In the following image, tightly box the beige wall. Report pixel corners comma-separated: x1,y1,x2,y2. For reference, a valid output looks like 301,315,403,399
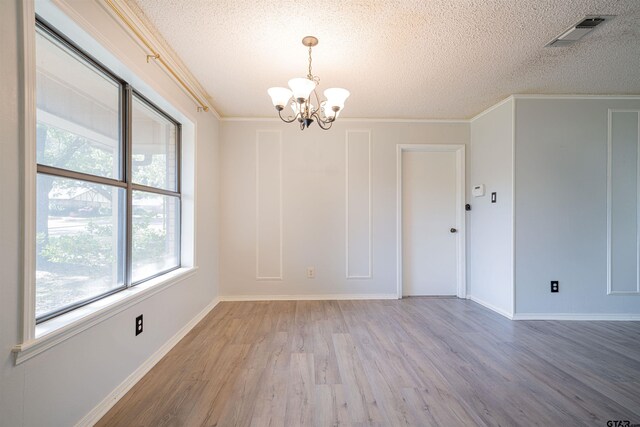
220,120,470,298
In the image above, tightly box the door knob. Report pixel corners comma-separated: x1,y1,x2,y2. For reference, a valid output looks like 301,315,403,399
450,228,457,233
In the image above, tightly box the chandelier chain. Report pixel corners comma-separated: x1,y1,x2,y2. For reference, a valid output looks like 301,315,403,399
307,46,313,80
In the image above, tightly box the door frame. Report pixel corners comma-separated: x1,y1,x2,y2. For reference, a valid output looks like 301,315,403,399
396,144,466,299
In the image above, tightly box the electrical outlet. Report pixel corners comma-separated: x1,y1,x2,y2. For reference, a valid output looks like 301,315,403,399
550,281,559,293
135,314,143,336
306,267,315,279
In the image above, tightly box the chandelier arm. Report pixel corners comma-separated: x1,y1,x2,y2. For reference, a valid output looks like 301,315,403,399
278,108,299,124
312,111,333,130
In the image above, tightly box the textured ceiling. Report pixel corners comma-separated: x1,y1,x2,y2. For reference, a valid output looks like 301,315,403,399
127,0,640,119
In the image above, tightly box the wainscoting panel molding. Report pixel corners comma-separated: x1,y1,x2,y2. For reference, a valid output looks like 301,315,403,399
256,130,283,280
607,110,640,295
346,130,372,279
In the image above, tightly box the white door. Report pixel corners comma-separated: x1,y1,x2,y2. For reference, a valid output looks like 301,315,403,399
402,150,458,296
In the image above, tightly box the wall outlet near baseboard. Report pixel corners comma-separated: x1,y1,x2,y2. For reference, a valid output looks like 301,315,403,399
550,281,559,293
135,314,143,335
306,267,315,279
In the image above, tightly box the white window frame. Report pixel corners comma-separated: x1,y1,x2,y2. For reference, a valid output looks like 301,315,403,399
13,0,197,365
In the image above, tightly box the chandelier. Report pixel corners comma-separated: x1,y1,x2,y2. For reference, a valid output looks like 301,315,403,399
267,36,350,130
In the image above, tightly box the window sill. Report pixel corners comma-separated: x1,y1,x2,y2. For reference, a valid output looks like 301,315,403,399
12,266,198,365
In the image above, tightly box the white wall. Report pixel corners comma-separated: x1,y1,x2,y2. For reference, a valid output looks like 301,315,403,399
468,99,514,316
0,1,220,425
220,120,469,298
515,97,640,316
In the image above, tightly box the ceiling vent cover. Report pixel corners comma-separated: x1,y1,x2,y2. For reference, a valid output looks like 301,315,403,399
547,15,613,47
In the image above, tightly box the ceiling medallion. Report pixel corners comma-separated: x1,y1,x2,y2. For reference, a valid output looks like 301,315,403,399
268,36,350,130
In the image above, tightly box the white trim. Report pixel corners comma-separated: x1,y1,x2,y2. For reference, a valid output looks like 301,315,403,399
512,313,640,321
13,267,198,365
396,144,467,299
511,94,640,100
345,130,372,279
20,0,37,344
89,0,219,118
74,296,221,427
511,98,517,315
607,108,613,295
220,117,469,124
471,95,640,123
255,130,283,280
219,294,397,302
467,295,514,320
458,146,467,298
220,95,640,123
607,109,640,295
469,96,515,122
470,296,640,321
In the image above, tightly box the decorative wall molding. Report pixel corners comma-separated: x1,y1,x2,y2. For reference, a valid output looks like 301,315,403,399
511,98,517,315
255,130,283,280
74,297,221,427
607,109,640,295
345,130,372,279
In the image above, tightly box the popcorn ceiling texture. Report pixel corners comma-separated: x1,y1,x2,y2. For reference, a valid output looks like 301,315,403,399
128,0,640,119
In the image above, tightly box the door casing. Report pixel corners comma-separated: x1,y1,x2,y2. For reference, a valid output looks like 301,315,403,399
396,144,466,299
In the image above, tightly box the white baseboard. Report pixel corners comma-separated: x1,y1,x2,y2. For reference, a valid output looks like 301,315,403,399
467,295,514,319
75,297,221,427
512,313,640,321
219,294,398,302
466,296,640,321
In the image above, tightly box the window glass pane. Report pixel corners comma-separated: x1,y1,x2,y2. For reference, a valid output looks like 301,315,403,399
132,191,180,283
132,96,177,191
36,29,121,180
36,174,125,319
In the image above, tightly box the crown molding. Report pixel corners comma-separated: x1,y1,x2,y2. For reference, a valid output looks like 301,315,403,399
469,96,515,122
99,0,220,119
469,94,640,123
511,94,640,100
220,117,469,124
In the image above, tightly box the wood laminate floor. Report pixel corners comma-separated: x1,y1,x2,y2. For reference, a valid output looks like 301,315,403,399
97,298,640,426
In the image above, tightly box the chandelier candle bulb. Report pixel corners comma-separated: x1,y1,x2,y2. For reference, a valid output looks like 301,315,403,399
267,36,349,130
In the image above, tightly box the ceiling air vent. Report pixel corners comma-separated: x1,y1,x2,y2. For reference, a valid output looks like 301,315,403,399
547,16,613,47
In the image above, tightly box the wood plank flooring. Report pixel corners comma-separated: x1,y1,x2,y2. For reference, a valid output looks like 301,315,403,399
96,298,640,426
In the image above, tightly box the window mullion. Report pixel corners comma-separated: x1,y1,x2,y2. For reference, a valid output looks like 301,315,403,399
36,165,126,188
131,183,180,198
